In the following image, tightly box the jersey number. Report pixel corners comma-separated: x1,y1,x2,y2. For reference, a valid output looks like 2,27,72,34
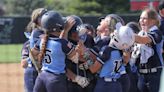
44,49,52,64
114,59,122,73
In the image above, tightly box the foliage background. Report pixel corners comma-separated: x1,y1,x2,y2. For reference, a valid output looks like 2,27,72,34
0,0,131,16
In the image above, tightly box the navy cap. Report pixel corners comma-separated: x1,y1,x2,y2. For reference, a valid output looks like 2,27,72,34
159,1,164,10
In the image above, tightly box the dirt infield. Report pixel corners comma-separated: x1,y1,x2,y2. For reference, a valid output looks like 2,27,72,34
0,63,24,92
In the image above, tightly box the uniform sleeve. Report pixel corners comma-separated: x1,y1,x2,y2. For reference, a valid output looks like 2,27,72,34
30,29,44,48
97,46,110,65
61,39,74,55
147,30,162,44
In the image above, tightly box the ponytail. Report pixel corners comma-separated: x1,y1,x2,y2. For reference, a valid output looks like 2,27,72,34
38,31,49,63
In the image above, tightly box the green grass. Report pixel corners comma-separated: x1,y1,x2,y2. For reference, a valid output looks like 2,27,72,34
0,44,23,63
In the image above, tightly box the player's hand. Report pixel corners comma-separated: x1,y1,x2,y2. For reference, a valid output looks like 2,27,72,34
76,40,86,56
79,62,89,70
64,17,75,32
74,75,90,88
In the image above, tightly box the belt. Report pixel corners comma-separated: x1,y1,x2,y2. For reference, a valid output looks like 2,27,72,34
139,68,157,74
104,77,117,82
43,70,65,75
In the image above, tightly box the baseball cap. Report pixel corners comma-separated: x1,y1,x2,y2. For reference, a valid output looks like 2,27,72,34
159,1,164,10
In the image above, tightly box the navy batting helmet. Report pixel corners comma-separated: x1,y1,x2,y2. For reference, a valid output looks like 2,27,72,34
68,15,83,34
41,10,64,32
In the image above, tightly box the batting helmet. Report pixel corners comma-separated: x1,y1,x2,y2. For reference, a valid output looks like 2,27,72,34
109,26,135,50
106,14,125,31
67,15,83,35
41,10,64,32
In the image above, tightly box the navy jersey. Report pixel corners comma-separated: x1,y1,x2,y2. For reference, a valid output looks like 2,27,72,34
98,46,122,79
136,26,163,69
159,16,164,65
35,35,74,74
66,34,96,80
94,36,110,53
84,34,95,48
159,17,164,36
30,28,44,48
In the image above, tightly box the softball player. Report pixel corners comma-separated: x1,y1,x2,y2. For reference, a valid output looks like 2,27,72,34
31,10,83,92
21,8,48,92
132,7,163,92
125,22,141,92
78,14,134,92
94,14,131,92
61,15,96,92
29,8,48,48
21,22,38,92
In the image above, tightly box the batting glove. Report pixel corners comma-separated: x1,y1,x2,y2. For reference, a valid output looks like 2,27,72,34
74,75,89,88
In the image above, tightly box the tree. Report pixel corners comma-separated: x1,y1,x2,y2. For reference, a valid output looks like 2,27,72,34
4,0,45,16
3,0,130,16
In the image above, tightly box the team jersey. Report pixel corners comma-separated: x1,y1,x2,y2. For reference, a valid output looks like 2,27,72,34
159,16,164,65
35,35,74,74
83,34,95,48
94,36,110,53
66,34,96,80
159,16,164,36
98,46,123,79
135,26,163,69
30,28,44,48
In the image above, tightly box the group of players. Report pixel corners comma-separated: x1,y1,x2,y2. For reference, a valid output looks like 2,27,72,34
20,2,164,92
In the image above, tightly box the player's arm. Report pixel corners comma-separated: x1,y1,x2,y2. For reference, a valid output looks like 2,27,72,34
66,68,76,80
21,42,30,68
135,30,162,44
89,59,103,73
66,68,89,88
79,46,109,73
59,17,75,39
21,58,28,68
122,48,132,65
134,35,152,44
